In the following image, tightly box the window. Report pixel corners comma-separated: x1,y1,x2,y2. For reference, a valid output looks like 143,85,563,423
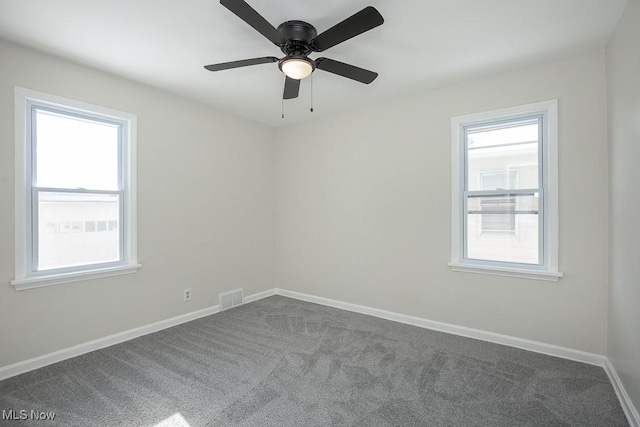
12,88,140,290
449,100,562,281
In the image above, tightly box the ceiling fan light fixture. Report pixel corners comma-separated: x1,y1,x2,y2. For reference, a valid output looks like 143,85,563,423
280,57,314,80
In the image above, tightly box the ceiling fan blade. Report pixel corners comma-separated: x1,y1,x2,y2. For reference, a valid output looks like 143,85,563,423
311,6,383,52
283,77,300,99
204,56,279,72
315,58,378,84
220,0,284,45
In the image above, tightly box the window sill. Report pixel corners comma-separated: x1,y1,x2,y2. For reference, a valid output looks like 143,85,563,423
448,262,563,282
11,263,142,291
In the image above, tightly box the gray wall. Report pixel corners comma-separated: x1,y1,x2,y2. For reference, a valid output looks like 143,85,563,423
0,39,276,367
276,51,609,354
606,0,640,412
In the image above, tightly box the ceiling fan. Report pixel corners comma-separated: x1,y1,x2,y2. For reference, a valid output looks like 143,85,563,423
204,0,384,100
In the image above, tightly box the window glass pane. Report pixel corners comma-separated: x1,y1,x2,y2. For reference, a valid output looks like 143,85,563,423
466,193,539,264
467,120,539,191
35,109,119,190
37,192,120,271
480,195,516,232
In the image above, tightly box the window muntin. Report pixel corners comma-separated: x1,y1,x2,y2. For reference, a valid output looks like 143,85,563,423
13,87,139,289
450,100,560,280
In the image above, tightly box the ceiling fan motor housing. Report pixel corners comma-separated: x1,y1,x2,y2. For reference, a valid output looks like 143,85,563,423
277,20,317,56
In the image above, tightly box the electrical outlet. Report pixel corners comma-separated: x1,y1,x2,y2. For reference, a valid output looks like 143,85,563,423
183,288,191,301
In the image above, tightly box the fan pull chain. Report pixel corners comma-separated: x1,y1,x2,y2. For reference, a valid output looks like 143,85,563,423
282,75,286,119
310,74,314,113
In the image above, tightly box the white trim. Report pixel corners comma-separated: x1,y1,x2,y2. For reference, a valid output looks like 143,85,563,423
0,288,275,381
14,88,28,281
2,287,635,422
274,288,602,366
0,305,218,381
546,100,560,273
447,262,563,281
124,111,138,270
244,288,277,304
604,358,640,427
0,286,606,381
450,100,561,279
274,289,637,422
451,116,464,265
15,86,137,122
275,289,640,427
10,263,143,291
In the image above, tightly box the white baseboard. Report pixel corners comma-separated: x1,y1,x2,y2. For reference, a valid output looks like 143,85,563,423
244,288,277,304
2,286,637,427
274,288,605,366
0,288,276,382
0,304,219,381
274,288,640,425
604,358,640,427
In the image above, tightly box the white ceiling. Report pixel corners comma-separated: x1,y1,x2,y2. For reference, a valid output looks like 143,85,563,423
0,0,628,127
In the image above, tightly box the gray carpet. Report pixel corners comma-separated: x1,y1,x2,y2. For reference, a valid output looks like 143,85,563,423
0,295,628,426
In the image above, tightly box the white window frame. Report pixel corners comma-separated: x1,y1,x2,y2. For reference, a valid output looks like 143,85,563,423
449,100,562,281
12,87,141,290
